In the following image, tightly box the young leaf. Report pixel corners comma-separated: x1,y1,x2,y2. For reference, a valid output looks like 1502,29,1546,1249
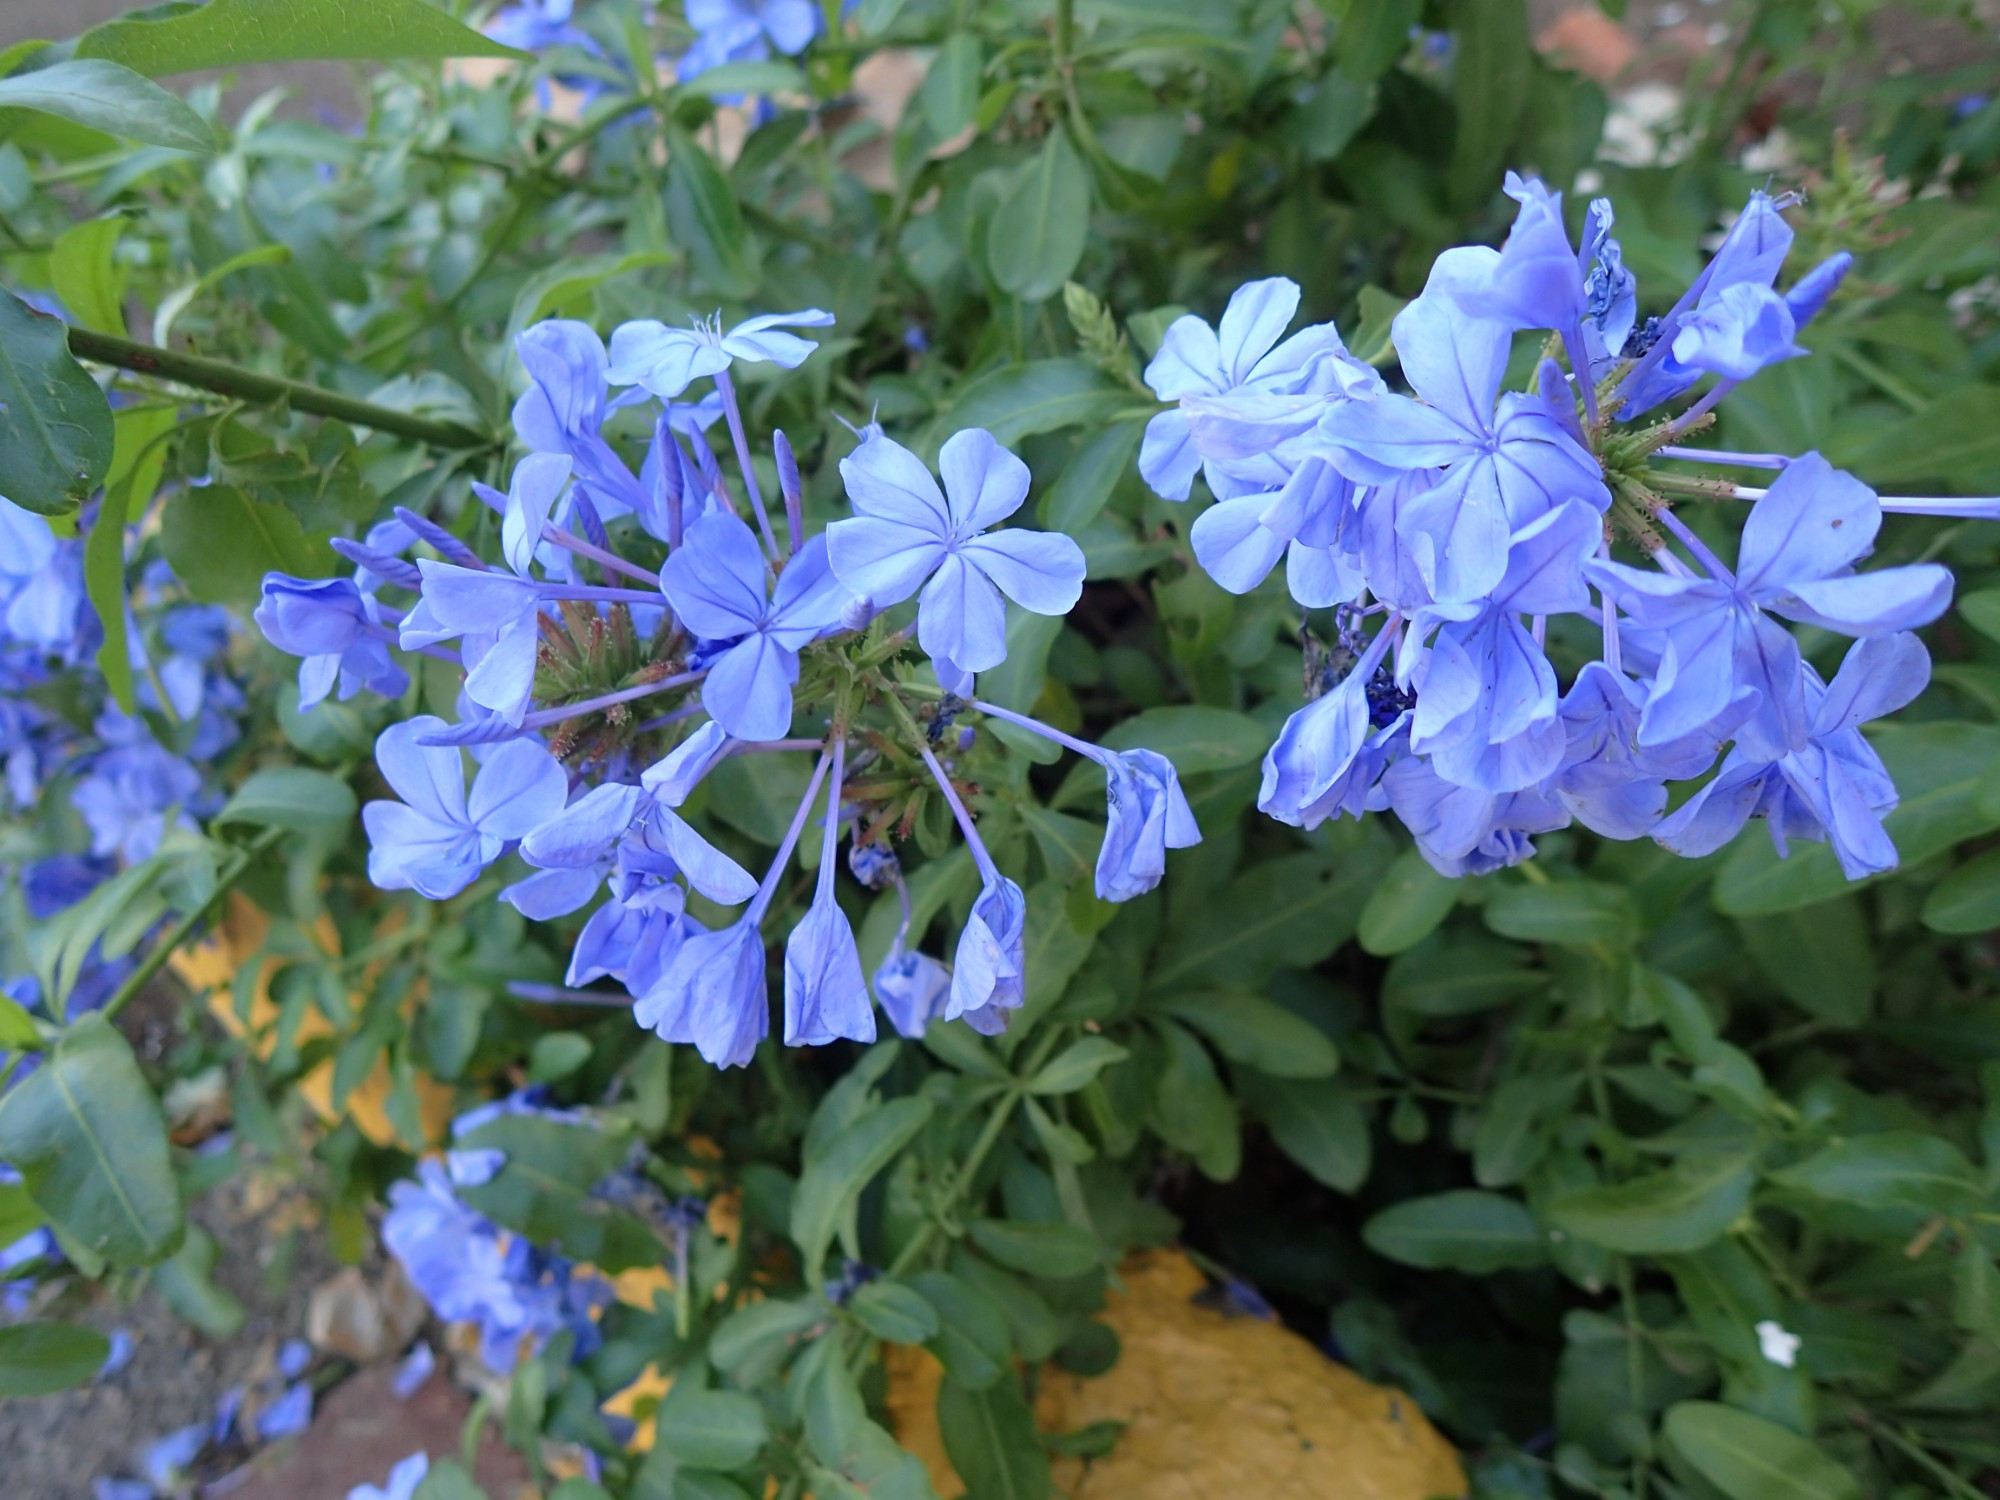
847,1279,941,1344
1028,1036,1129,1095
658,1389,771,1470
791,1097,933,1279
214,767,358,835
966,1219,1102,1279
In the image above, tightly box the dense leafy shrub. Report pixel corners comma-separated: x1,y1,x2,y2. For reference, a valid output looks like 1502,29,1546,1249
3,3,2000,1498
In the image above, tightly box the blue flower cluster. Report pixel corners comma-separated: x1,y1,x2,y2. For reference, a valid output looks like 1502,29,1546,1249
260,304,1197,1067
1143,174,1988,878
381,1103,614,1371
2,497,245,1048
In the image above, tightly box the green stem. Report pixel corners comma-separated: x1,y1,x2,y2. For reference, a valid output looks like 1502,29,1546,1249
1858,1417,1988,1500
99,826,287,1025
885,1025,1067,1279
65,326,495,451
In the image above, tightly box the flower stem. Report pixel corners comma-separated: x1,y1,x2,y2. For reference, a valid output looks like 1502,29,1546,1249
713,369,783,561
65,326,495,451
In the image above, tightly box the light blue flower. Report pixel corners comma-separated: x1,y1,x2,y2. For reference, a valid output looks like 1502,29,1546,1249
362,718,568,899
660,513,849,740
254,574,410,711
1654,632,1929,878
783,740,873,1046
519,778,757,906
830,429,1086,694
607,308,834,400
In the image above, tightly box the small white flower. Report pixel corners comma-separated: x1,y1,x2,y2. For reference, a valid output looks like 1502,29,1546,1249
1755,1319,1801,1369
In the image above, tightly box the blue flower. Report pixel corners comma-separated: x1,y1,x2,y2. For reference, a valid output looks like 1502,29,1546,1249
71,743,202,864
874,937,952,1039
783,740,873,1046
681,0,824,81
660,514,849,740
348,1453,430,1500
254,574,410,711
1404,499,1601,794
1318,269,1608,605
403,563,542,724
1139,276,1377,502
830,429,1086,693
1551,663,1729,838
255,1381,314,1440
478,451,576,578
1380,756,1570,877
363,718,568,898
519,778,757,906
635,917,769,1066
1257,621,1409,829
1588,453,1952,756
949,872,1026,1035
1188,454,1364,605
1654,632,1929,878
608,308,834,400
1668,281,1806,382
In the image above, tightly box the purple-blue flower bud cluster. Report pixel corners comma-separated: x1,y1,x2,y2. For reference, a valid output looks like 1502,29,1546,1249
1141,172,1987,879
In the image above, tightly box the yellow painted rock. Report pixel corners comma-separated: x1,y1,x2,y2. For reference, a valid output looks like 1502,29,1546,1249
888,1249,1466,1500
169,893,453,1147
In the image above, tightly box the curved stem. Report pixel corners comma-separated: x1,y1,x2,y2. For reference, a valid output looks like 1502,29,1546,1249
66,327,495,450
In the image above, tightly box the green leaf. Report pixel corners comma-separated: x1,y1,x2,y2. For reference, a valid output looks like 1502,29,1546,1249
665,126,757,299
710,1298,825,1384
919,32,982,140
0,1013,183,1266
1449,0,1532,207
966,1219,1101,1279
1150,1019,1239,1182
1291,72,1376,162
1960,588,2000,647
1150,992,1338,1078
457,1114,660,1272
0,59,215,151
153,243,292,347
1040,418,1144,533
1348,285,1406,367
1830,385,2000,492
1028,1037,1129,1095
1473,1074,1580,1189
1259,1075,1370,1192
1737,895,1876,1024
1546,1155,1755,1255
936,1377,1052,1500
528,1031,592,1083
1715,723,2000,914
215,767,357,835
51,217,128,335
153,1222,247,1337
1151,850,1372,991
0,1322,111,1396
988,127,1091,303
506,251,671,346
412,1458,492,1500
854,0,914,33
0,289,114,516
159,485,336,609
1361,1190,1546,1273
659,1389,771,1470
1924,846,2000,934
848,1279,940,1344
86,403,176,713
77,0,524,75
0,993,40,1050
911,1271,1012,1390
1768,1132,1986,1215
1100,706,1267,774
705,750,813,845
1662,1402,1860,1500
1357,849,1459,956
791,1097,934,1279
923,359,1128,454
1484,881,1638,947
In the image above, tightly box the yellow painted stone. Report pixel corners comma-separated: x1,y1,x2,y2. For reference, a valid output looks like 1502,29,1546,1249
168,893,453,1147
887,1249,1466,1500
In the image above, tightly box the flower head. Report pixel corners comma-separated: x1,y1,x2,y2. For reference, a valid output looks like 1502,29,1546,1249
608,308,834,400
831,429,1086,693
363,718,567,898
255,574,410,710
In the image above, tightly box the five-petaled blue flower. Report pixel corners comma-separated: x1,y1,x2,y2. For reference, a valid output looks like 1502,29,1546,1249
608,308,834,400
830,429,1087,694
